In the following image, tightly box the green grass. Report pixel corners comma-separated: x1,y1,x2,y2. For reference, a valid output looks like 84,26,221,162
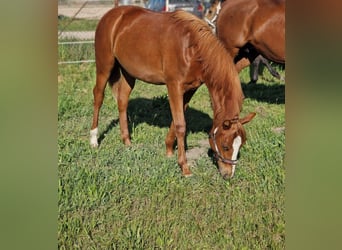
58,17,97,62
58,16,99,32
58,42,95,63
58,62,285,249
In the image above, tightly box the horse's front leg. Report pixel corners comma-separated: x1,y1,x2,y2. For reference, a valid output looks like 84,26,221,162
166,85,192,177
165,121,176,157
165,88,197,158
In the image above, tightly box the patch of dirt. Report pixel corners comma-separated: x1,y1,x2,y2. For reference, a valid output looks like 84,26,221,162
272,127,285,134
58,75,63,83
255,106,267,117
186,139,209,165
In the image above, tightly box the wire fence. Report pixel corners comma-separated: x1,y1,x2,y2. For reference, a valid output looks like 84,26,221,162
58,0,145,64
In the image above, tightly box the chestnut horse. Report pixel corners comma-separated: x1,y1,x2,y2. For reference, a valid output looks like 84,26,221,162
206,0,285,74
90,6,255,179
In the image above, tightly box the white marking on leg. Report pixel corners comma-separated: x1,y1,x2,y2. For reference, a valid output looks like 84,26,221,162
231,136,242,176
90,128,99,147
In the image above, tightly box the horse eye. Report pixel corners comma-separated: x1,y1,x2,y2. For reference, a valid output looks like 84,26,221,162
222,145,229,151
209,10,212,14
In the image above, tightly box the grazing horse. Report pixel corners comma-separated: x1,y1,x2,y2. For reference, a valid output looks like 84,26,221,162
204,0,285,81
90,6,255,179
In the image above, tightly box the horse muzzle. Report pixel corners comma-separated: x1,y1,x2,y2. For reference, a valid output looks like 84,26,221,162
218,161,237,179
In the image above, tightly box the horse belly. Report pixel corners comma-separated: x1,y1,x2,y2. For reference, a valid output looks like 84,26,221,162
252,13,285,63
116,50,166,84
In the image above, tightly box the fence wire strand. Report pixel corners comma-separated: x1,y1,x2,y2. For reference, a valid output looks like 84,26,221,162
58,1,114,65
58,1,145,64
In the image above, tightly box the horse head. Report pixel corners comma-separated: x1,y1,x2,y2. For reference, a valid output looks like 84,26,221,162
209,112,256,179
203,0,221,32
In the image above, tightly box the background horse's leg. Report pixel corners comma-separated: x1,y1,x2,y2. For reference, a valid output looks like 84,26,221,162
250,55,262,84
235,58,251,73
113,70,135,146
249,55,281,83
234,45,259,73
166,84,192,177
165,88,198,157
259,55,281,80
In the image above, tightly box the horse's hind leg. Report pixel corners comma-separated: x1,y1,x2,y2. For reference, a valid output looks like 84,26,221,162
112,69,135,145
90,60,115,147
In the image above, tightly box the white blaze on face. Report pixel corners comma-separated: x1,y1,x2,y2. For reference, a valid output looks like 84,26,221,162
231,136,242,176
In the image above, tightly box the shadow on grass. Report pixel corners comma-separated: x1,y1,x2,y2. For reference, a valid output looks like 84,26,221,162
97,81,284,146
241,81,285,104
98,95,212,146
128,95,212,132
98,119,119,145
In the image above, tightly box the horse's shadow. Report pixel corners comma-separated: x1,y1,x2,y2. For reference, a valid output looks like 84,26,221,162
241,81,285,104
97,81,284,146
98,95,212,145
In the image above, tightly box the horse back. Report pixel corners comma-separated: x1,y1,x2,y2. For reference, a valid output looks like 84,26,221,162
95,6,199,84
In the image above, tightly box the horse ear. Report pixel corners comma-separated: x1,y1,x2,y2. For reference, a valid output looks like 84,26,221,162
222,120,231,130
239,112,256,125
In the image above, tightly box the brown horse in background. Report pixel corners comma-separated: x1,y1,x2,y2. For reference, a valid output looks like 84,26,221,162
207,0,285,74
90,6,255,179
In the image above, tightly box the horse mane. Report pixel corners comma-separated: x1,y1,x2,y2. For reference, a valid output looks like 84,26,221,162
170,10,244,118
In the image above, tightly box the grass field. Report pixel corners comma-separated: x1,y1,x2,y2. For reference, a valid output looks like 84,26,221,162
58,15,285,246
58,60,285,248
58,16,98,32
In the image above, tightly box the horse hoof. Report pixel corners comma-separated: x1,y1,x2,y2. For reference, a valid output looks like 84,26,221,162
123,139,132,146
182,168,193,177
90,142,98,148
166,151,174,158
183,172,193,178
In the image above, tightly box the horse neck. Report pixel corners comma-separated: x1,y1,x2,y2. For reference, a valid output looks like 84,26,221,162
205,75,243,126
173,14,244,124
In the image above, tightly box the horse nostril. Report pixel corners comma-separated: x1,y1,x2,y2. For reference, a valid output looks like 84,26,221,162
222,173,231,180
221,170,235,180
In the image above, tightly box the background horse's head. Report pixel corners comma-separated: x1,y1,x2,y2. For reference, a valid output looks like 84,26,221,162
204,0,221,31
209,113,255,179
